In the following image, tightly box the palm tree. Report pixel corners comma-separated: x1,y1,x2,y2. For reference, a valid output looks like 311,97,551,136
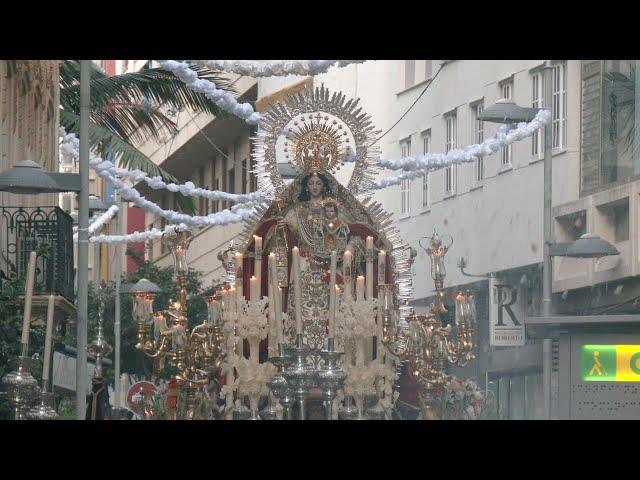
57,60,236,214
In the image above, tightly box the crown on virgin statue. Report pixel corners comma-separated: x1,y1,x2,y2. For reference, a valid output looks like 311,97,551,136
289,116,343,174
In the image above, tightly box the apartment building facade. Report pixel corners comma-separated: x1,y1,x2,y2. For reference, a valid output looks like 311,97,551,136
138,60,640,419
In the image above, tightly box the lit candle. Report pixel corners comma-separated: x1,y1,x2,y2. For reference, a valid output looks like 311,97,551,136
328,251,337,338
343,250,353,300
20,251,37,349
292,246,303,335
378,250,386,286
250,275,259,302
366,236,374,300
356,275,365,301
366,236,374,251
42,294,55,387
234,252,243,300
254,235,262,299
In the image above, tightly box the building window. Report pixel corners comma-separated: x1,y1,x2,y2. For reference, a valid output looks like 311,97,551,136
580,60,638,193
404,61,416,89
422,130,431,207
473,102,484,182
212,178,220,213
400,139,411,215
500,80,513,167
424,60,433,81
552,62,567,150
531,72,544,157
445,113,457,194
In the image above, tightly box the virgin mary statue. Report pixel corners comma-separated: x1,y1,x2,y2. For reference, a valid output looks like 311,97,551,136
240,115,394,353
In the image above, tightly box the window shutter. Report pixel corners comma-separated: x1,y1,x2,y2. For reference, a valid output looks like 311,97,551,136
580,60,602,193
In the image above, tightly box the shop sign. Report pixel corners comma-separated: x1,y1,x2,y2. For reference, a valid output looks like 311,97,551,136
490,283,525,346
581,345,640,382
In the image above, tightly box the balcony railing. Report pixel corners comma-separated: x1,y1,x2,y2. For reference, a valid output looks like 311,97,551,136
1,206,74,301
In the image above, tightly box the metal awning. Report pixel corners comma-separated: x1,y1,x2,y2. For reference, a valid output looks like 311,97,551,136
526,314,640,338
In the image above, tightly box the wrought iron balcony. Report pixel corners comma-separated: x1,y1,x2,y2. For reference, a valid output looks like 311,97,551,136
1,206,74,301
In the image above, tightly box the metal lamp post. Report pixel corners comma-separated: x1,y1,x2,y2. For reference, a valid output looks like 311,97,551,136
76,59,91,420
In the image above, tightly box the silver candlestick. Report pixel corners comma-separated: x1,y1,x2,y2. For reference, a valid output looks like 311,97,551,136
26,390,58,420
1,354,39,420
282,335,316,420
316,338,347,420
87,287,113,380
365,393,386,420
267,344,294,420
339,395,360,420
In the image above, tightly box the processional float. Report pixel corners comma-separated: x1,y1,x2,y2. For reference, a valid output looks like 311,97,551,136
123,86,479,420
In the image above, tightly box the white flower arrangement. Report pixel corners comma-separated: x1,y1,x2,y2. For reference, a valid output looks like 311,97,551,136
235,358,276,397
338,298,378,339
236,298,269,340
343,363,378,397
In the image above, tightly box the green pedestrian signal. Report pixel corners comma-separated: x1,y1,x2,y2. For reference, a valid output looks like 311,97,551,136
581,345,616,381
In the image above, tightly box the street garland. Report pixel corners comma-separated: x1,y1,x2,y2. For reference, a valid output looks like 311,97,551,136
72,204,119,242
88,223,184,244
157,60,261,126
59,130,259,231
59,128,263,204
190,60,366,78
342,109,551,191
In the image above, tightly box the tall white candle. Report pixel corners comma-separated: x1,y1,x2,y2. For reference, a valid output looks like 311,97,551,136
292,246,303,335
21,251,37,347
42,294,55,385
378,250,387,286
234,252,243,300
268,253,284,346
277,287,284,345
356,275,365,301
343,250,352,300
366,236,374,300
267,255,276,357
250,275,259,301
328,251,337,338
254,235,262,298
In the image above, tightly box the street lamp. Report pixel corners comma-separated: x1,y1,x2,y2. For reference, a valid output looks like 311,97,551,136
478,98,539,124
0,159,80,193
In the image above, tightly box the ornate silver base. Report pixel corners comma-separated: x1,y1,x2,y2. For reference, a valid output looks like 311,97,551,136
366,398,387,420
316,340,346,421
26,391,58,420
338,396,360,420
1,356,39,420
267,344,294,420
232,402,252,420
282,335,315,420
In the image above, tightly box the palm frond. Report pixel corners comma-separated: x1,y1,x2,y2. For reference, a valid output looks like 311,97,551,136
60,60,236,119
60,109,196,215
90,101,178,144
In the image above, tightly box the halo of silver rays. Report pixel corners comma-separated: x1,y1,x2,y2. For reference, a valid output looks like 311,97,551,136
245,84,415,324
